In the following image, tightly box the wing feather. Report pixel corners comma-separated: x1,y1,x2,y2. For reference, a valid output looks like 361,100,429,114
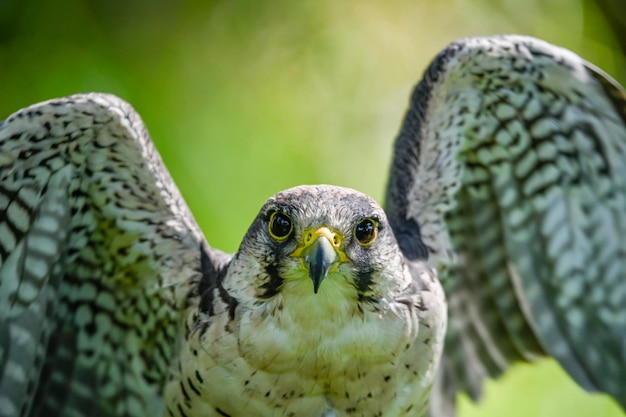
384,35,626,415
0,94,227,417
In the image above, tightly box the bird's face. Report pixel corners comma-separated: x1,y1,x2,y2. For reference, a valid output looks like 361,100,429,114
216,185,423,382
223,185,408,309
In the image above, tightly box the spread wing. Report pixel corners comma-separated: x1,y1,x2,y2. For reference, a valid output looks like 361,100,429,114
0,93,230,417
384,35,626,416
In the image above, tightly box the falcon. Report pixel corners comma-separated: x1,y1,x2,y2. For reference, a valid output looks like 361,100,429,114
0,35,624,417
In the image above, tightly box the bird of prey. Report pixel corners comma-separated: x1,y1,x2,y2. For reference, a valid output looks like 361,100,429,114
0,34,624,417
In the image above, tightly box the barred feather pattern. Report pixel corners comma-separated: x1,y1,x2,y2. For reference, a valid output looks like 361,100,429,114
385,35,626,415
0,94,211,417
2,35,626,417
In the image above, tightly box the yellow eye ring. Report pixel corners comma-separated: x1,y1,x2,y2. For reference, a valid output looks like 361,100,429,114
268,211,293,241
354,218,377,246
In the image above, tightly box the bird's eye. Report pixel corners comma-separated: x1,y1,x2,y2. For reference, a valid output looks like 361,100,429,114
354,218,377,246
268,211,293,241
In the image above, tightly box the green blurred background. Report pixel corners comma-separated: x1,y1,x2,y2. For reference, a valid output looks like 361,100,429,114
1,0,624,416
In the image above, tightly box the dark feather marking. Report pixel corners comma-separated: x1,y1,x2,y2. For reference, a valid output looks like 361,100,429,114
355,270,373,293
195,370,204,384
388,217,428,261
199,242,237,319
258,263,283,299
354,270,378,304
187,377,201,396
177,403,189,417
180,381,190,402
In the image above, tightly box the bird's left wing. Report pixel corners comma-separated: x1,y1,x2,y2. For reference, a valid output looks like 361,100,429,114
0,93,229,417
384,35,626,416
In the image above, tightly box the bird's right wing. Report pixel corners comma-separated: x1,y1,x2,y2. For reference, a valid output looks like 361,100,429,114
384,35,626,416
0,93,230,417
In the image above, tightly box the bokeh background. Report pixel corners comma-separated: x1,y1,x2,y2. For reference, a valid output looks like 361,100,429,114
1,0,624,416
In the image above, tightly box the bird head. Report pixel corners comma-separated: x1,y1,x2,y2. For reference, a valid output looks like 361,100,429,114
223,185,407,308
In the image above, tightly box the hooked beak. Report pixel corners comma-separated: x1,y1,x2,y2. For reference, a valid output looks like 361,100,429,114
291,227,345,293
